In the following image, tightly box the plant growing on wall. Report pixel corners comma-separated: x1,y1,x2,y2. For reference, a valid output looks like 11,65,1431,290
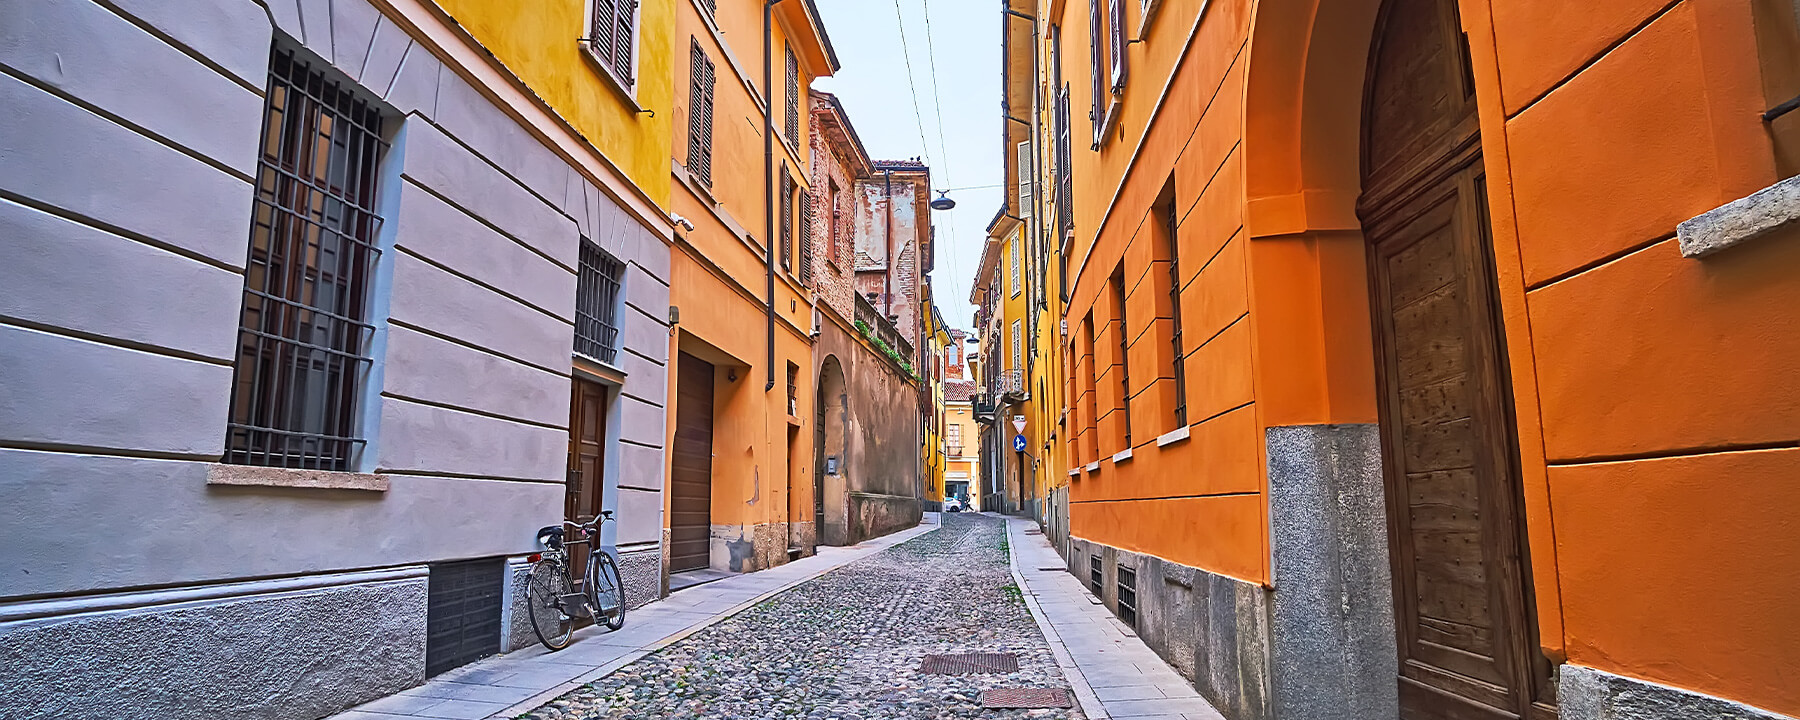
855,320,921,382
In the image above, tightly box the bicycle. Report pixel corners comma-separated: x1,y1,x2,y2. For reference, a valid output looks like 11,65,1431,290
525,510,626,650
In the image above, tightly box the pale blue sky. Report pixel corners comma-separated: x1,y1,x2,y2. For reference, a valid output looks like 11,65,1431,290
812,0,1001,333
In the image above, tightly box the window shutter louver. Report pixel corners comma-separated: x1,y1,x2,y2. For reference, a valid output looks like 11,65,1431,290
781,167,793,273
688,40,715,186
800,192,815,285
1017,141,1034,219
1089,0,1103,139
616,0,638,84
785,47,800,141
1109,0,1128,92
592,0,617,63
1057,85,1074,232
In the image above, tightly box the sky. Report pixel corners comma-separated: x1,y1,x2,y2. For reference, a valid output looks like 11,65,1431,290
812,0,1001,335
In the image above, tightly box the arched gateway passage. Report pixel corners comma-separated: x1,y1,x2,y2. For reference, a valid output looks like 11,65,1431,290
1244,0,1557,717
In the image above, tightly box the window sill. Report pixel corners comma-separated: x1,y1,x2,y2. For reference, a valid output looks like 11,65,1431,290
1068,468,1081,477
1112,448,1134,464
788,413,803,427
1155,425,1190,447
207,464,389,492
1677,174,1800,258
1092,97,1123,150
1084,461,1101,473
579,42,644,114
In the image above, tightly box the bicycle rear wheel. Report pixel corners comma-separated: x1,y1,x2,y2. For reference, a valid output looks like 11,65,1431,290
590,552,627,630
526,560,575,650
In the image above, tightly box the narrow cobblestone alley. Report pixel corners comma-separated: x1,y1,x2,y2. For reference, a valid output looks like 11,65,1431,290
520,514,1079,720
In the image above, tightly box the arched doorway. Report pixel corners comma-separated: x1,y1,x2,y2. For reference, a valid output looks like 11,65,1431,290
1359,0,1554,717
814,356,849,546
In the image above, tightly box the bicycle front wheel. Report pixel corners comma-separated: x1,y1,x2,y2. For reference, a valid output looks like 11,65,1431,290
526,560,575,650
590,552,627,630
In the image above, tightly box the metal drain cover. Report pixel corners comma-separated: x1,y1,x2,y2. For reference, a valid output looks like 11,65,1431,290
980,688,1073,709
918,652,1020,674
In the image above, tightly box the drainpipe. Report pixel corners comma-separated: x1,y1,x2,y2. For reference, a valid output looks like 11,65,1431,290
764,0,783,392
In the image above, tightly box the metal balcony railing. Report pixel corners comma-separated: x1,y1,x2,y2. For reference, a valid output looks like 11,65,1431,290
948,444,963,458
996,368,1024,396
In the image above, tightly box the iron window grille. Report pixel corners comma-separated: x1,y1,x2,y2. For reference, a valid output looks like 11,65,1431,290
688,39,716,186
1089,554,1104,595
1113,269,1132,447
576,241,625,364
784,45,801,141
1117,565,1138,628
586,0,639,87
225,45,387,472
1164,193,1187,428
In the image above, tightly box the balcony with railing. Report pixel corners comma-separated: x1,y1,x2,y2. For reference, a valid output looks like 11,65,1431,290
996,368,1024,398
852,292,914,367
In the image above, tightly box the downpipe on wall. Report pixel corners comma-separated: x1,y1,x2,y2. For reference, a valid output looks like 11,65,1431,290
764,0,783,393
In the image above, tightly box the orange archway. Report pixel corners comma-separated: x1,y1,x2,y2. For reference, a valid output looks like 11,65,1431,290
1238,0,1565,661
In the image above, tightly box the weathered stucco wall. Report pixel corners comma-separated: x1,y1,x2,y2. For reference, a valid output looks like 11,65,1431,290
815,320,922,545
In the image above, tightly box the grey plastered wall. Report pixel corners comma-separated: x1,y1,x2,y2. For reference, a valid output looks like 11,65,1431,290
1264,424,1398,720
0,0,669,715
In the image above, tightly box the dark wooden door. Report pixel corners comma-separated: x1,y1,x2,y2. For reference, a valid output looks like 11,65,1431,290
670,353,715,572
1362,0,1554,718
565,378,608,576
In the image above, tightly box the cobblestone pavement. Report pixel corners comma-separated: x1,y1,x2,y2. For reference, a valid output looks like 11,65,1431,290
519,513,1082,720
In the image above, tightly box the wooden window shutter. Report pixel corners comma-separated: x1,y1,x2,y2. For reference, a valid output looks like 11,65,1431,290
1017,141,1034,219
1108,0,1128,92
785,46,800,141
615,0,638,84
688,39,715,186
800,191,816,285
1088,0,1103,137
591,0,617,70
781,166,793,272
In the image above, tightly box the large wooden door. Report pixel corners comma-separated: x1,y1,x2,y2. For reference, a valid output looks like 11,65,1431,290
565,378,608,576
1361,0,1554,718
670,353,715,573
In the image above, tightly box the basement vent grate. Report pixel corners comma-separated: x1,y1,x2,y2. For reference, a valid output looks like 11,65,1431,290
980,688,1074,709
1089,554,1104,595
1117,565,1139,629
918,653,1021,675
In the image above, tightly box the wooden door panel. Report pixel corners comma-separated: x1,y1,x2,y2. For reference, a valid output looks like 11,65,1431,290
670,352,715,573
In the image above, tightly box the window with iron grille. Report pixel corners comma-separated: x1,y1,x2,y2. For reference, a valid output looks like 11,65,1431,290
1117,565,1138,628
780,167,794,273
698,0,716,18
688,39,715,186
575,240,624,364
827,180,842,267
1089,554,1104,595
1162,186,1187,428
586,0,639,88
787,362,799,416
784,45,800,142
225,45,387,472
1112,267,1132,448
800,190,816,286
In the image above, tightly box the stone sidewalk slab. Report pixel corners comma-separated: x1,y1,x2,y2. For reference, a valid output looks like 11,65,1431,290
326,516,942,720
1000,514,1226,720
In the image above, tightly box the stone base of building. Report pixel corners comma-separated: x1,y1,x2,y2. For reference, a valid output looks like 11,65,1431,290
711,522,794,572
1561,666,1795,720
615,545,664,609
1066,423,1396,720
848,491,922,544
0,568,428,720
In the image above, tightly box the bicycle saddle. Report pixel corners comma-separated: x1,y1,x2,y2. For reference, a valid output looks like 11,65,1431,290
535,525,564,550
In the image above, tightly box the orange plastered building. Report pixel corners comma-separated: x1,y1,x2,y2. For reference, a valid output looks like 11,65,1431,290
1037,0,1800,718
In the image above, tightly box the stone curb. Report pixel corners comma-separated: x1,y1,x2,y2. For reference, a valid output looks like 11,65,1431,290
998,514,1110,720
